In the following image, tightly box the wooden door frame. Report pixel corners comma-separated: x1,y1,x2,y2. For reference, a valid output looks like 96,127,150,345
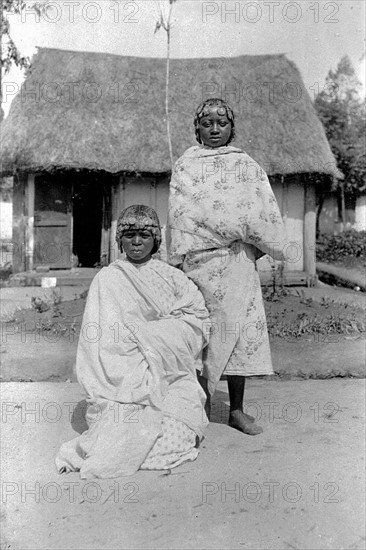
28,172,74,271
100,182,111,266
12,171,27,273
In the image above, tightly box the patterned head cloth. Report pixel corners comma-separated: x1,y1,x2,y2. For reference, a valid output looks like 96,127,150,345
194,98,235,145
116,205,162,254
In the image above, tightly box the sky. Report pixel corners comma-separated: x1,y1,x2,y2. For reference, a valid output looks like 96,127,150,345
2,0,366,116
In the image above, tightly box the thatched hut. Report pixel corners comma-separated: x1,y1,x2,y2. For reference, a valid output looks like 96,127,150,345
0,47,341,279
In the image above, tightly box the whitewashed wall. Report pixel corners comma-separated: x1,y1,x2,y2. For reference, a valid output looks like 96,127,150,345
318,194,366,234
354,194,366,231
110,176,170,263
109,176,306,272
257,177,304,273
0,201,12,240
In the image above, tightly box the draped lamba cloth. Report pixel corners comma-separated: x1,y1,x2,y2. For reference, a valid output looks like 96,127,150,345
167,146,287,394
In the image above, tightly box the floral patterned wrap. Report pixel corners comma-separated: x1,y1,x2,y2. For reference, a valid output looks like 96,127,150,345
167,145,287,395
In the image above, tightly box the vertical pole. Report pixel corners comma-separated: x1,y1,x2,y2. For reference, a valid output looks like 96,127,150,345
109,176,121,263
26,173,35,271
340,179,346,232
12,172,26,273
303,179,316,276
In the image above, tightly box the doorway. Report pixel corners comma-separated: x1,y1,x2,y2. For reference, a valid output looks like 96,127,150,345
33,171,106,269
72,173,104,267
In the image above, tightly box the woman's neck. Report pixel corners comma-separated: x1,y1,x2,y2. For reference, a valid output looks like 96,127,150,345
123,256,153,268
202,144,229,150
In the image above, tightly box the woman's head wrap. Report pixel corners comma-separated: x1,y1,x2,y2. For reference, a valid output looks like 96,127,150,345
116,205,162,254
194,98,235,145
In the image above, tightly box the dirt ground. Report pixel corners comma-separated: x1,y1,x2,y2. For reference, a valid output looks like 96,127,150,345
1,286,365,549
1,289,365,382
1,379,365,550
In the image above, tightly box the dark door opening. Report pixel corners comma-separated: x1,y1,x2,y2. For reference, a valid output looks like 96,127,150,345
72,173,104,267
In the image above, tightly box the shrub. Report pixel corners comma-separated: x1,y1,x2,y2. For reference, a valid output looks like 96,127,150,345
316,230,366,263
31,290,61,314
0,262,12,281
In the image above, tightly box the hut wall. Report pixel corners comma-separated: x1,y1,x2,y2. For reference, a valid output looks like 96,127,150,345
318,194,361,234
318,195,338,234
354,194,366,231
0,202,12,241
110,173,308,273
257,175,304,273
110,174,170,262
283,176,305,272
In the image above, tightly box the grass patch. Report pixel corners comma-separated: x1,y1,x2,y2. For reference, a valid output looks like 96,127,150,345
264,289,365,340
267,310,365,339
5,286,365,343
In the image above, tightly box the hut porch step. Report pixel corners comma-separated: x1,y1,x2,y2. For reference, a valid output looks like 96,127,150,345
9,268,312,288
259,270,313,287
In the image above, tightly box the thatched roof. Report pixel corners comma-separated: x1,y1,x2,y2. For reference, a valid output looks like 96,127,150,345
0,47,341,178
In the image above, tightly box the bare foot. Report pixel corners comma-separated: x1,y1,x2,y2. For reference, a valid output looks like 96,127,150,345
242,412,256,423
228,410,263,436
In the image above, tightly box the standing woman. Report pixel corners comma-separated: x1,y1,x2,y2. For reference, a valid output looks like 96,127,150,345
167,98,287,436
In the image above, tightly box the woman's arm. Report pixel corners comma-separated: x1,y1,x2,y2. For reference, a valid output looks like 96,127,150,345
166,266,211,344
165,224,186,267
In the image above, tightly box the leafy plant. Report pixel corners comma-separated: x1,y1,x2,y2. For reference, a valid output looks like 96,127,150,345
294,289,314,307
37,318,78,338
315,56,366,198
29,292,80,338
1,1,46,116
31,290,62,314
319,296,335,309
0,261,12,281
263,262,290,302
316,230,366,263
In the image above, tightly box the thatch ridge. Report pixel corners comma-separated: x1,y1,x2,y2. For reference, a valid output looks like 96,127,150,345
1,48,341,178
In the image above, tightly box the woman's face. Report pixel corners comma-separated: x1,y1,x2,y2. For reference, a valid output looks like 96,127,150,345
198,105,232,148
121,229,155,264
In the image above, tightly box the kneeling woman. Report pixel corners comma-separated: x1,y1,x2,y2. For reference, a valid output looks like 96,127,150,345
56,205,210,479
